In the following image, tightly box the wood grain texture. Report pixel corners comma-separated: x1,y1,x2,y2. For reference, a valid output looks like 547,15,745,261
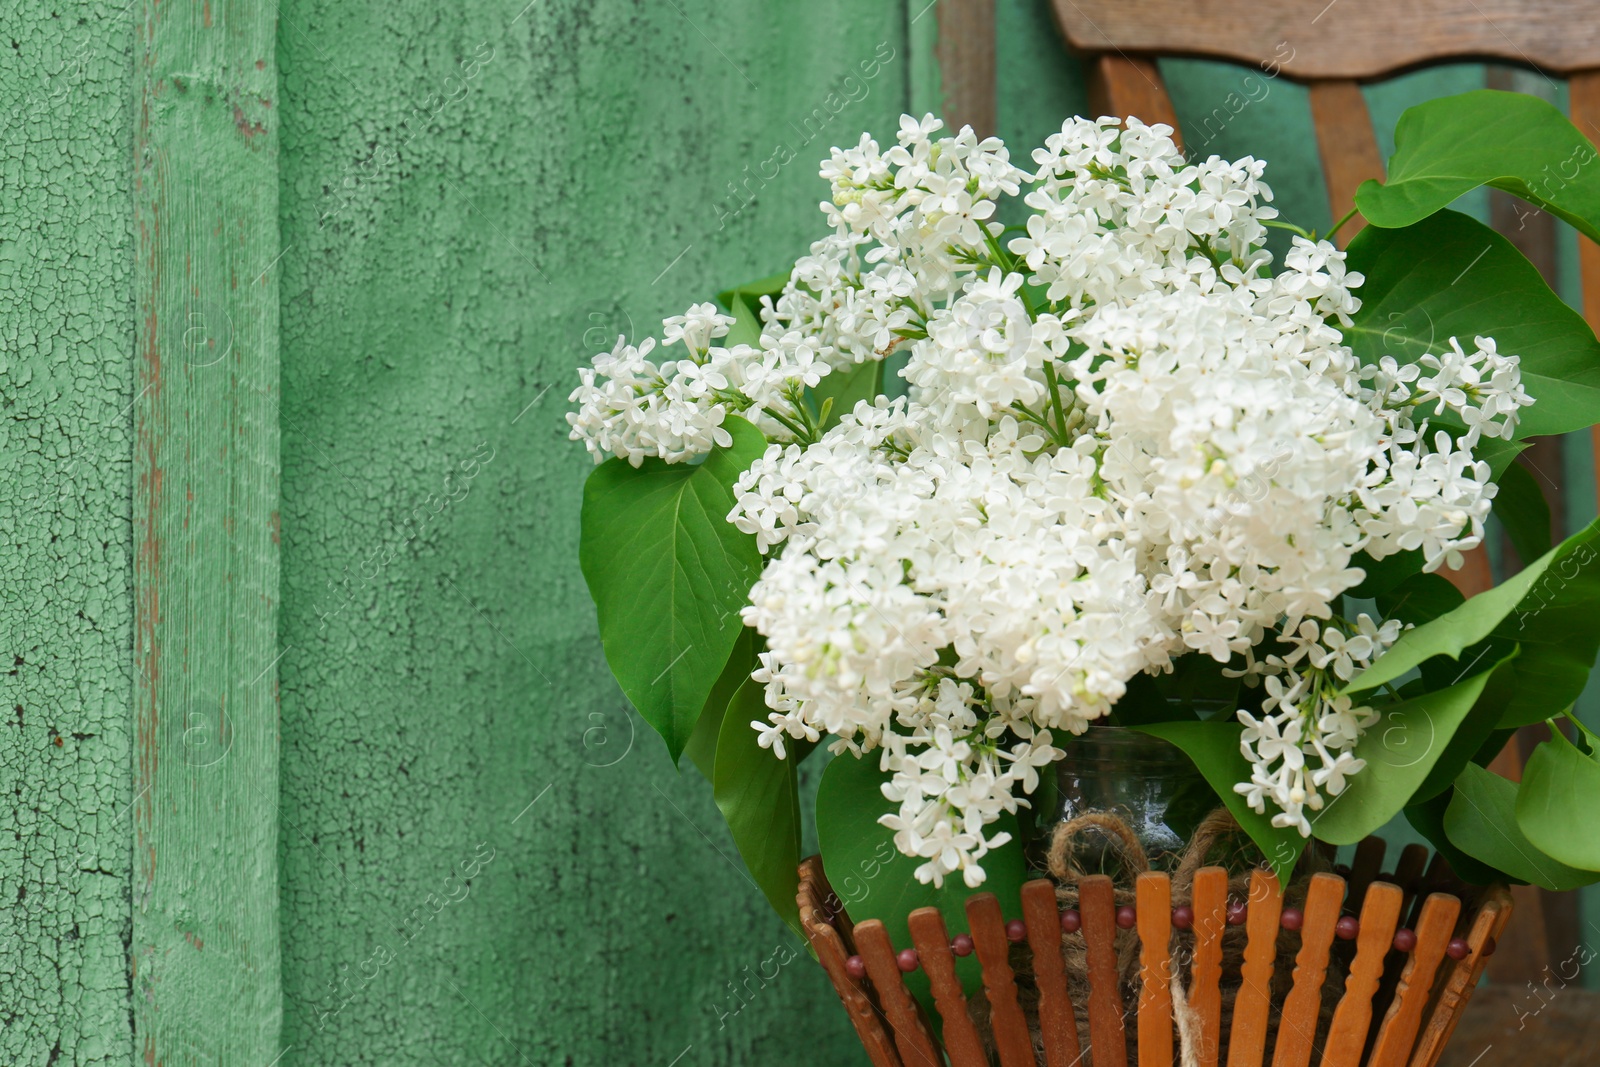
1022,879,1084,1067
1307,80,1382,246
968,891,1037,1067
1088,55,1184,150
909,905,989,1067
1434,984,1600,1066
936,0,998,137
273,2,912,1062
1192,866,1230,1067
1081,875,1129,1067
133,0,282,1059
857,919,944,1067
1411,887,1513,1067
0,4,137,1063
1367,893,1462,1067
1320,882,1403,1067
1138,872,1175,1067
1272,873,1345,1067
1050,0,1600,78
1228,869,1284,1067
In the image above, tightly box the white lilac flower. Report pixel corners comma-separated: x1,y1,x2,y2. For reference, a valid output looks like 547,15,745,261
567,114,1532,885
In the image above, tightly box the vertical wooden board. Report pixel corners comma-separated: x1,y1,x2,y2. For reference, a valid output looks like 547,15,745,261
0,3,137,1063
1409,889,1512,1067
1137,872,1174,1067
1192,867,1229,1067
1306,80,1383,246
910,905,989,1067
133,0,282,1060
1022,879,1084,1067
936,0,998,136
1367,894,1461,1067
1227,869,1284,1067
857,919,944,1067
1080,875,1128,1067
272,1,915,1063
968,892,1038,1067
1320,882,1403,1067
1271,873,1344,1067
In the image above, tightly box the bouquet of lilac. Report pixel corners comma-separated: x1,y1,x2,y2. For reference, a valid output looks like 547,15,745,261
572,92,1600,929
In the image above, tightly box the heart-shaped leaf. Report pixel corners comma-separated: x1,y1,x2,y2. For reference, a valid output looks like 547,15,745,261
1356,90,1600,242
1516,733,1600,872
579,415,766,761
1444,762,1596,890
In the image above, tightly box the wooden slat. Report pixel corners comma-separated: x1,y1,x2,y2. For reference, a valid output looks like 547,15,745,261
1307,80,1383,246
1393,844,1431,925
1081,875,1130,1067
1192,866,1229,1067
1272,873,1346,1067
1367,893,1462,1067
1347,837,1387,912
1088,55,1185,152
1410,888,1514,1067
1022,879,1084,1067
133,0,282,1059
1050,0,1600,78
908,906,990,1067
935,0,997,138
969,892,1038,1067
856,919,943,1067
803,915,903,1067
1227,869,1284,1067
1138,872,1175,1067
1320,882,1404,1067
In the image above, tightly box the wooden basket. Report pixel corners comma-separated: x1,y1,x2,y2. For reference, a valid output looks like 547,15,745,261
797,840,1512,1067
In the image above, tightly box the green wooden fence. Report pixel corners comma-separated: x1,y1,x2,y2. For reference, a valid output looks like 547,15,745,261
2,0,1594,1064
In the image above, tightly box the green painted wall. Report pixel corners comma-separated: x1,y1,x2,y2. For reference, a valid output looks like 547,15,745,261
274,1,910,1062
0,4,134,1065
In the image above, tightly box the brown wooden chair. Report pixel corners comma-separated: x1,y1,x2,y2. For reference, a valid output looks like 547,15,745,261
1044,0,1600,988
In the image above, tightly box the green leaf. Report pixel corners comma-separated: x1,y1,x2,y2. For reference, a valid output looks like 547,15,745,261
1493,458,1553,570
1405,788,1506,886
1444,762,1597,890
1130,721,1307,884
725,292,763,349
810,359,884,431
1347,548,1424,600
1311,652,1516,845
713,679,805,939
717,270,792,309
682,627,757,781
1375,572,1465,629
1476,434,1530,483
1356,90,1600,243
578,415,766,762
1516,733,1600,872
1342,210,1600,439
816,751,1027,1007
1345,518,1600,719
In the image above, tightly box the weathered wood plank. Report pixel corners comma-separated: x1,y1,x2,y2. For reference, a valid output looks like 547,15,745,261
1051,0,1600,78
936,0,997,137
133,0,282,1058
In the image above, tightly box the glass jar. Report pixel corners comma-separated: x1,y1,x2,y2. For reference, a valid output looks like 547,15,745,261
1043,724,1214,875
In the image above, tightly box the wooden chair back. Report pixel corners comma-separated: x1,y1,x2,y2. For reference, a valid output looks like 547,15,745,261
1048,0,1596,985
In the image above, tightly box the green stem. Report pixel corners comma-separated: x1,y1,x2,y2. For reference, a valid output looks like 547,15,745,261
1264,219,1316,240
1561,707,1600,750
1043,362,1070,447
1326,206,1360,239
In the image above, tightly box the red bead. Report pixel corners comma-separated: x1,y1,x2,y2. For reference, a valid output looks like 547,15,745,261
1226,900,1248,926
1335,916,1360,941
1280,907,1304,932
845,955,867,979
1483,937,1498,958
897,948,920,972
1393,928,1417,953
1116,905,1137,929
1446,938,1471,961
1059,909,1081,934
1172,905,1194,931
1005,919,1027,943
951,934,974,957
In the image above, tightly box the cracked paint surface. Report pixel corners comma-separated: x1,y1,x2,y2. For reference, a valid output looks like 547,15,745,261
0,3,135,1064
275,0,909,1061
